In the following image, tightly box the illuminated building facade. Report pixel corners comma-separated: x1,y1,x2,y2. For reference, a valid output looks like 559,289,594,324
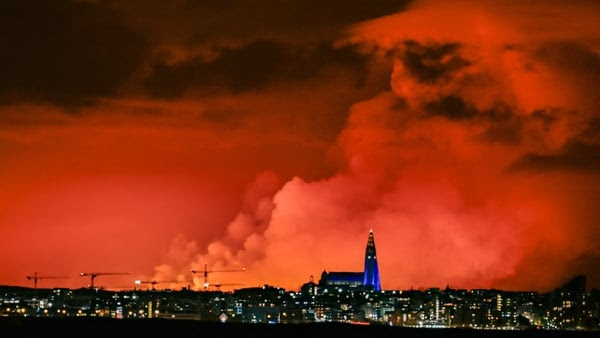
319,230,382,291
363,230,381,291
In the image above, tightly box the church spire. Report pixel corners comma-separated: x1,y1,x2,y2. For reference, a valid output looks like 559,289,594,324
363,229,381,290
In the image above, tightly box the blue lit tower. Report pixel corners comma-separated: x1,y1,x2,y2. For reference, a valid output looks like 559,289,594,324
363,229,381,290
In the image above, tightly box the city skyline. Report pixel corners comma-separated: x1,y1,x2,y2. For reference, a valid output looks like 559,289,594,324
1,0,600,293
0,273,596,329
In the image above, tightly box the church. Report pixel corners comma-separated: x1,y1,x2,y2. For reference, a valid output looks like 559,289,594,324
318,230,381,291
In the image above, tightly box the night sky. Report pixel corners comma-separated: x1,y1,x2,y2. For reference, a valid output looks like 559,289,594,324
1,0,599,292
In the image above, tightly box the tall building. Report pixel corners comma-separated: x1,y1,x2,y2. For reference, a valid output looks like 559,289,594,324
319,230,382,290
363,230,381,291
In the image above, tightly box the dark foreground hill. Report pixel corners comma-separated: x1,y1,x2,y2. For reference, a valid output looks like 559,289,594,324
0,318,598,338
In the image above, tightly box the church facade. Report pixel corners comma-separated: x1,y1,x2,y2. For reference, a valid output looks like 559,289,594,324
319,230,382,291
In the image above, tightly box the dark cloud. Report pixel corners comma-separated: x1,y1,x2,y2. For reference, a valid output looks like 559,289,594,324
110,0,413,44
581,118,600,143
0,0,148,106
533,41,600,112
399,40,469,83
423,95,476,120
477,104,522,145
424,96,512,122
422,95,524,145
531,108,559,130
534,41,600,77
480,118,523,145
0,0,409,106
421,94,523,144
145,42,371,98
510,141,600,172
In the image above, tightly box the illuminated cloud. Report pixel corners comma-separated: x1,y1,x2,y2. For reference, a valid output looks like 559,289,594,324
1,0,599,291
151,0,600,291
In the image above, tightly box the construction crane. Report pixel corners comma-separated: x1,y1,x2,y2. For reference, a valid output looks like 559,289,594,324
208,282,245,291
80,272,130,289
191,264,245,290
26,272,68,289
134,280,182,291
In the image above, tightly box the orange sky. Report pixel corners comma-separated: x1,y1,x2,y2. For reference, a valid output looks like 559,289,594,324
1,0,599,292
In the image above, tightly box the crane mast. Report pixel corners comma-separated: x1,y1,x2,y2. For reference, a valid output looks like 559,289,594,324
26,272,67,289
134,280,181,290
191,263,245,290
80,272,130,289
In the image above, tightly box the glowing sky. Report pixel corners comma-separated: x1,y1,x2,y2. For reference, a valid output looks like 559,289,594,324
1,0,599,291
